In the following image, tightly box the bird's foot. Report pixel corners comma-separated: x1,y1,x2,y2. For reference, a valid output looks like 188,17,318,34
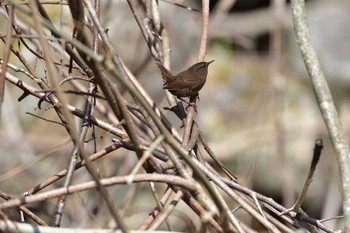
186,102,197,112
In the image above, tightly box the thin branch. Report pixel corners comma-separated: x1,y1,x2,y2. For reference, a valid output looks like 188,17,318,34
2,69,127,139
290,0,350,231
25,112,67,127
0,174,197,210
192,159,281,233
148,182,173,231
160,0,200,12
0,4,14,116
182,0,210,148
27,142,122,195
0,138,70,183
0,192,47,226
148,189,183,230
280,139,323,215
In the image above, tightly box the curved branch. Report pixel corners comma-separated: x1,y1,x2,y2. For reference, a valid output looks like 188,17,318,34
0,174,197,210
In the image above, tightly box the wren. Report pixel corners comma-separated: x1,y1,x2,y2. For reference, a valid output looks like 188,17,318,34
157,60,214,98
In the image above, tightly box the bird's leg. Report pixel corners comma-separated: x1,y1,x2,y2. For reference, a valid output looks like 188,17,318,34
178,97,197,112
177,97,191,105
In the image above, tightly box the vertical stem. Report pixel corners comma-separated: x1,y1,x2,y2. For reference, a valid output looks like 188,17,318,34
0,5,14,117
291,0,350,231
182,0,210,147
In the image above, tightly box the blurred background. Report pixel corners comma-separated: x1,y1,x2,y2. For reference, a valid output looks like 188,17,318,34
1,0,349,231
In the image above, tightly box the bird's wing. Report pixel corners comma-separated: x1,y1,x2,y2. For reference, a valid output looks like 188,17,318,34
164,75,204,90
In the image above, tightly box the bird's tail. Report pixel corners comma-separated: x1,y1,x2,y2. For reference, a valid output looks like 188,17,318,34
156,62,174,84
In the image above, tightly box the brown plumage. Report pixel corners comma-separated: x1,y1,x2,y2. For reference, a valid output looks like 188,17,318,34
157,60,214,98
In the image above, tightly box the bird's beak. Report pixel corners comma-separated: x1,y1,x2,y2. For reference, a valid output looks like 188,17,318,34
207,60,215,65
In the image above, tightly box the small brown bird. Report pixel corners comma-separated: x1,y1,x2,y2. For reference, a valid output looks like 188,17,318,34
157,60,214,98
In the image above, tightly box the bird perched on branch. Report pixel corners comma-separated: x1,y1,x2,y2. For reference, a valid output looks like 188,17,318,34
157,60,214,99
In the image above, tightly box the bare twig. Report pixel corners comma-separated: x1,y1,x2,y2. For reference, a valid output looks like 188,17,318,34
148,189,183,230
281,139,323,215
0,192,47,226
0,174,197,210
139,187,173,230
